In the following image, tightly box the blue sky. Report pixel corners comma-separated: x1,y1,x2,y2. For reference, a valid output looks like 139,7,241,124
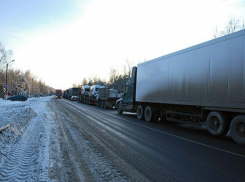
1,0,85,50
1,0,245,89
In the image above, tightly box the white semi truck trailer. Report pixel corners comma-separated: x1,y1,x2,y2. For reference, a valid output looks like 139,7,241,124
116,29,245,145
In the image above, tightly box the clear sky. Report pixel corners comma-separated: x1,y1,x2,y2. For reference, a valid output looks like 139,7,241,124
1,0,245,90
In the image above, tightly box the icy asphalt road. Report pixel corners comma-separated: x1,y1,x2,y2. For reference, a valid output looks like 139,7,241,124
0,96,245,181
59,99,245,182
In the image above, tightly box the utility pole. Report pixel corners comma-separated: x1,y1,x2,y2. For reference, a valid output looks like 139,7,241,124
5,60,15,100
5,63,8,99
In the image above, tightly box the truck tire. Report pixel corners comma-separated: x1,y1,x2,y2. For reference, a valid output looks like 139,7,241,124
103,101,106,109
137,105,145,120
144,106,159,122
117,103,123,114
144,106,154,122
230,115,245,145
206,111,229,137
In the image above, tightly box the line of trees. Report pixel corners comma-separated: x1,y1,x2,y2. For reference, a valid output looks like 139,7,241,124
0,43,54,98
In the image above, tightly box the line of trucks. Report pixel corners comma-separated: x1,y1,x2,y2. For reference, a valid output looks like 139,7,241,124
58,29,245,145
62,85,120,109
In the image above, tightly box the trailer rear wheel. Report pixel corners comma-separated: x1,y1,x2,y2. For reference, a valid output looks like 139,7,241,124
117,103,123,114
230,115,245,145
144,106,160,122
137,105,145,120
145,106,156,122
206,112,229,137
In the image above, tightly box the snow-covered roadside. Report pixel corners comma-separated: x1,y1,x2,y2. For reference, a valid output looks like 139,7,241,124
0,97,37,160
0,96,54,181
0,98,35,130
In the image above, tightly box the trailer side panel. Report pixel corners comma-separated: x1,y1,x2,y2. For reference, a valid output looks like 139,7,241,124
136,30,245,109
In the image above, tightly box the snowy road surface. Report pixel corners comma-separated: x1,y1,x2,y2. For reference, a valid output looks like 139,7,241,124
0,97,145,181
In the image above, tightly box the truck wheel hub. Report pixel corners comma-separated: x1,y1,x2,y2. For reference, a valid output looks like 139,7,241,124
211,118,220,131
238,123,245,137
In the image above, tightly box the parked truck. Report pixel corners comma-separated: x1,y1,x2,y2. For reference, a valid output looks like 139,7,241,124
96,87,120,109
78,85,90,103
63,89,69,99
116,29,245,145
55,89,62,99
68,87,79,100
88,84,105,105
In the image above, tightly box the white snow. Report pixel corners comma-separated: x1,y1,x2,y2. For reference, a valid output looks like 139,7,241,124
0,96,52,130
0,96,54,181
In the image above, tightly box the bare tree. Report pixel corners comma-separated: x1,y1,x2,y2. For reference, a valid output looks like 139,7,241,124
214,16,245,38
87,77,94,86
108,60,135,93
0,42,52,98
0,42,13,67
81,78,88,85
0,42,6,64
92,76,100,85
109,68,117,84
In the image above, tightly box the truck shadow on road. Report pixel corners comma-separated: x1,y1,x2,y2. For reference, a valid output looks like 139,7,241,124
121,112,235,147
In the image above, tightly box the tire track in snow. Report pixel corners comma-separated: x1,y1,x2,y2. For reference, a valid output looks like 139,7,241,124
0,109,51,181
63,117,128,181
50,100,86,181
0,119,41,181
52,98,129,181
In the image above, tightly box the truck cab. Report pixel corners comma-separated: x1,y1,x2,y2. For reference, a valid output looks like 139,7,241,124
78,85,90,103
116,67,137,113
55,89,62,99
89,84,105,104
